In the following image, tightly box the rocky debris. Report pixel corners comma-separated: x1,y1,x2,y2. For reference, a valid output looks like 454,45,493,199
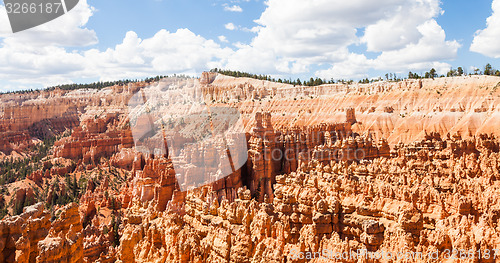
128,157,179,212
0,202,88,263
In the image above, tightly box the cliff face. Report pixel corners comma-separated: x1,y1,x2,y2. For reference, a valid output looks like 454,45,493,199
211,75,500,145
116,132,500,262
0,85,139,158
0,203,82,263
53,108,135,165
0,74,500,263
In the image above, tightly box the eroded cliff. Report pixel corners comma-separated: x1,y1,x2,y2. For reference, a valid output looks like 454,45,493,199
0,74,499,262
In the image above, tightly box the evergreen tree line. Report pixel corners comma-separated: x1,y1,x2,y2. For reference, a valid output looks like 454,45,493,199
212,63,500,86
0,75,169,95
43,174,81,218
13,193,35,215
2,64,499,96
210,68,340,86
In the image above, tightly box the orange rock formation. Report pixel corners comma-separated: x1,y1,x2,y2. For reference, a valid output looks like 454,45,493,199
0,74,499,263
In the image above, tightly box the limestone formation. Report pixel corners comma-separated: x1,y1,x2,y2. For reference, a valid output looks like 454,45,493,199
0,74,500,263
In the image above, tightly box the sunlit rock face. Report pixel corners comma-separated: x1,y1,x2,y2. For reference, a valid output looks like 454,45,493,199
0,74,500,263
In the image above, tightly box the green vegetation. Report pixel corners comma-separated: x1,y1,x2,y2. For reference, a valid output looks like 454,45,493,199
49,80,136,91
13,194,35,215
65,174,80,202
111,214,121,246
0,193,8,219
0,136,56,185
213,63,500,86
483,63,500,76
46,174,81,211
1,64,500,96
210,68,338,86
0,75,169,95
47,174,80,208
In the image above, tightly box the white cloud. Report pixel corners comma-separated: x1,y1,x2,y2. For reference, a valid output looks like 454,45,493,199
0,0,96,86
374,20,460,69
223,4,243,12
225,0,459,78
0,1,233,86
316,20,460,79
0,0,97,46
0,5,12,35
241,26,260,33
223,23,259,33
362,0,441,52
470,0,500,58
225,23,237,31
0,0,462,88
315,53,372,80
218,35,229,43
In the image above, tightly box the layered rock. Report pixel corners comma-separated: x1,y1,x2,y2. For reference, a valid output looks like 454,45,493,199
115,130,500,262
0,84,141,158
247,112,279,202
2,74,500,263
223,75,500,145
0,203,83,263
0,203,49,262
54,109,134,165
37,203,83,263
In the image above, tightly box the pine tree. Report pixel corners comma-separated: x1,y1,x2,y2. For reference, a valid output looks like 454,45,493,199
484,63,493,75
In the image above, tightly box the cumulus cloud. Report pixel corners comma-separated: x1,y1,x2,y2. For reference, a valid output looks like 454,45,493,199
84,29,233,80
226,0,459,78
218,35,229,43
316,19,460,79
225,23,237,31
470,0,500,58
0,1,232,86
362,0,441,52
0,5,12,35
0,0,97,46
223,4,243,12
374,20,460,70
0,0,461,88
0,0,97,86
0,28,233,84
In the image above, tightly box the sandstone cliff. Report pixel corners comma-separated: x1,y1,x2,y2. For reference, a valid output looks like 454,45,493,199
0,74,499,263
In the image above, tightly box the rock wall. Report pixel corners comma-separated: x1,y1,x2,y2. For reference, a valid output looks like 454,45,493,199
2,74,500,263
0,203,83,263
116,132,500,262
222,75,500,145
0,84,143,158
54,108,134,165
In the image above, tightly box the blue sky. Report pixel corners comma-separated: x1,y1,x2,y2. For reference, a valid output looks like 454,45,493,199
1,0,500,91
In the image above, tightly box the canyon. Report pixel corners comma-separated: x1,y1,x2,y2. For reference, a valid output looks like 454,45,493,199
0,73,499,262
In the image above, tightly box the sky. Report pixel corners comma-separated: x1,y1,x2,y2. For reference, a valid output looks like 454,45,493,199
1,0,500,91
